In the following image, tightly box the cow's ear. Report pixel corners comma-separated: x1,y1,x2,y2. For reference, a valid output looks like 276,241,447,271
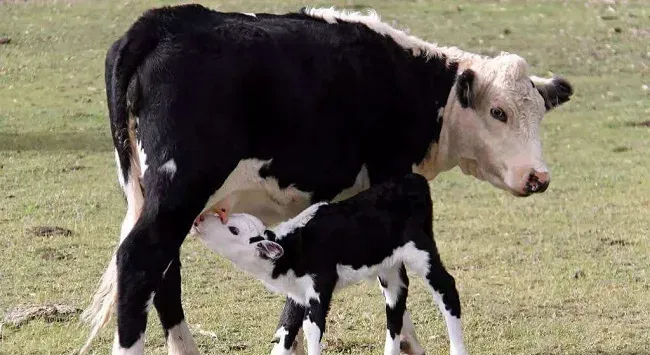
256,241,284,261
531,76,573,111
456,69,476,109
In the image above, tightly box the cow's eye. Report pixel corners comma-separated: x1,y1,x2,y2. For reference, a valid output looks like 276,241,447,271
228,226,239,235
490,107,507,123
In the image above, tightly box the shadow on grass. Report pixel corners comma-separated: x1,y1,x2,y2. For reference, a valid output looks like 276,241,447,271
0,132,112,152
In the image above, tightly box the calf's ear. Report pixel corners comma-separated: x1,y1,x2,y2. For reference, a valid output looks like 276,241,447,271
456,69,476,109
530,76,574,111
256,241,284,261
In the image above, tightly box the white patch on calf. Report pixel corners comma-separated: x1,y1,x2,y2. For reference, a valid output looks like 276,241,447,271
384,329,400,355
378,268,405,309
273,202,327,239
166,320,200,355
242,12,256,17
431,291,467,355
302,319,322,355
159,159,177,179
112,331,144,355
335,242,429,290
271,327,292,355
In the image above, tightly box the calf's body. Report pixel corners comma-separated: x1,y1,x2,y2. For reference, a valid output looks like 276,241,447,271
196,174,466,355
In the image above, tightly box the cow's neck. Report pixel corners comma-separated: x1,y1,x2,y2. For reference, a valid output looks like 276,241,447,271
411,55,479,181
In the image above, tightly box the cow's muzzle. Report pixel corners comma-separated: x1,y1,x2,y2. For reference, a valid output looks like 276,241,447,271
523,170,550,195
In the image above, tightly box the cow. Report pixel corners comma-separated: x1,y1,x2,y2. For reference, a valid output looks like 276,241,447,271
79,4,573,355
194,173,467,355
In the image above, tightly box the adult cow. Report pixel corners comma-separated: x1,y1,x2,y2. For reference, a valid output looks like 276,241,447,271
81,5,573,355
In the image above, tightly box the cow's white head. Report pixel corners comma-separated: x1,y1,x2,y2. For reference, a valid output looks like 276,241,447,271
194,213,284,276
440,53,573,196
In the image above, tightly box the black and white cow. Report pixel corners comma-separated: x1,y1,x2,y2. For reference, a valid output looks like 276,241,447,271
194,173,466,355
80,4,573,355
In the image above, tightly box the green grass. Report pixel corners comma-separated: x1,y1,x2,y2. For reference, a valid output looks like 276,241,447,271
1,0,649,354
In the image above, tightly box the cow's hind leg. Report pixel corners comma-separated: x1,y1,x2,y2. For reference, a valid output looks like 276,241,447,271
113,166,228,354
378,264,409,355
154,254,200,355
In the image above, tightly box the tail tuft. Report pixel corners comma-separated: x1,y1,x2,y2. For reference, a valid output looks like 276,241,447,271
79,254,118,354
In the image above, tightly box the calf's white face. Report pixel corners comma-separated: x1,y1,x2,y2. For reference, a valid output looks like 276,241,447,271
443,54,573,196
194,213,284,273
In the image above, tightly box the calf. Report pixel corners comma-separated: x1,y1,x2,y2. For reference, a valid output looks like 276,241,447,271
82,5,573,354
194,173,466,355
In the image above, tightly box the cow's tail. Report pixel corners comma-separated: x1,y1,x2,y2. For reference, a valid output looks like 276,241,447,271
79,13,162,353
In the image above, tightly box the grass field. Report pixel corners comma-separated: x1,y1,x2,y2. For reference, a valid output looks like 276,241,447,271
1,0,649,354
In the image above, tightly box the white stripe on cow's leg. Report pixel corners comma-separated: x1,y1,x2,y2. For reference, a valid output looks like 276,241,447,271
378,265,408,355
166,320,200,355
112,330,144,355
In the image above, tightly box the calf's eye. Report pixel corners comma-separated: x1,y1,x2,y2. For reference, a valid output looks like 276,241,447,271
490,107,507,123
228,226,239,235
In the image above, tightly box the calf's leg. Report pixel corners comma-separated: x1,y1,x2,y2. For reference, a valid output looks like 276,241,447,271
302,282,335,355
271,298,306,355
378,264,409,355
411,238,467,355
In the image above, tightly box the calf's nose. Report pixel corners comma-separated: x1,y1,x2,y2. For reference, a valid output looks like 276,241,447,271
525,170,550,194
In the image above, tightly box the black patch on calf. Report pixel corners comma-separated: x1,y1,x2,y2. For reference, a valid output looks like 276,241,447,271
456,69,475,108
249,236,265,244
264,230,277,242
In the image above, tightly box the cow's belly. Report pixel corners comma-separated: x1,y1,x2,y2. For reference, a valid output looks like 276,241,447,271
203,159,370,226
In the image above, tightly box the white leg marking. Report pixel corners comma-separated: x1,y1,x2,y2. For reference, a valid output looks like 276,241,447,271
432,291,467,355
271,326,293,355
159,159,177,179
166,320,200,355
400,311,426,355
302,319,322,355
378,267,404,309
384,329,401,355
112,331,144,355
